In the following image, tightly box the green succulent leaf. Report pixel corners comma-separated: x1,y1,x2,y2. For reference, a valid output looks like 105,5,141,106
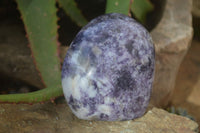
0,85,62,103
0,0,63,103
131,0,154,23
58,0,88,27
16,0,61,87
106,0,131,15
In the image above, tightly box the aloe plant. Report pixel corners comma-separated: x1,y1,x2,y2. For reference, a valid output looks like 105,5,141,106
0,0,63,103
106,0,132,15
58,0,88,27
0,0,153,103
131,0,153,23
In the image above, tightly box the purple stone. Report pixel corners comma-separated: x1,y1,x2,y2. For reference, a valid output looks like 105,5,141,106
62,13,155,121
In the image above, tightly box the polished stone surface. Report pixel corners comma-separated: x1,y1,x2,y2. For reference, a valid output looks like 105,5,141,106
62,13,155,121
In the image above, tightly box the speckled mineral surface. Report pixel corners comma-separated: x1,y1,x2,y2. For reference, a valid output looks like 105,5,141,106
62,13,155,121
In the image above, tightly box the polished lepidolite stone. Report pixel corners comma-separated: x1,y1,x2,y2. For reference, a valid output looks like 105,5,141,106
62,13,155,121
